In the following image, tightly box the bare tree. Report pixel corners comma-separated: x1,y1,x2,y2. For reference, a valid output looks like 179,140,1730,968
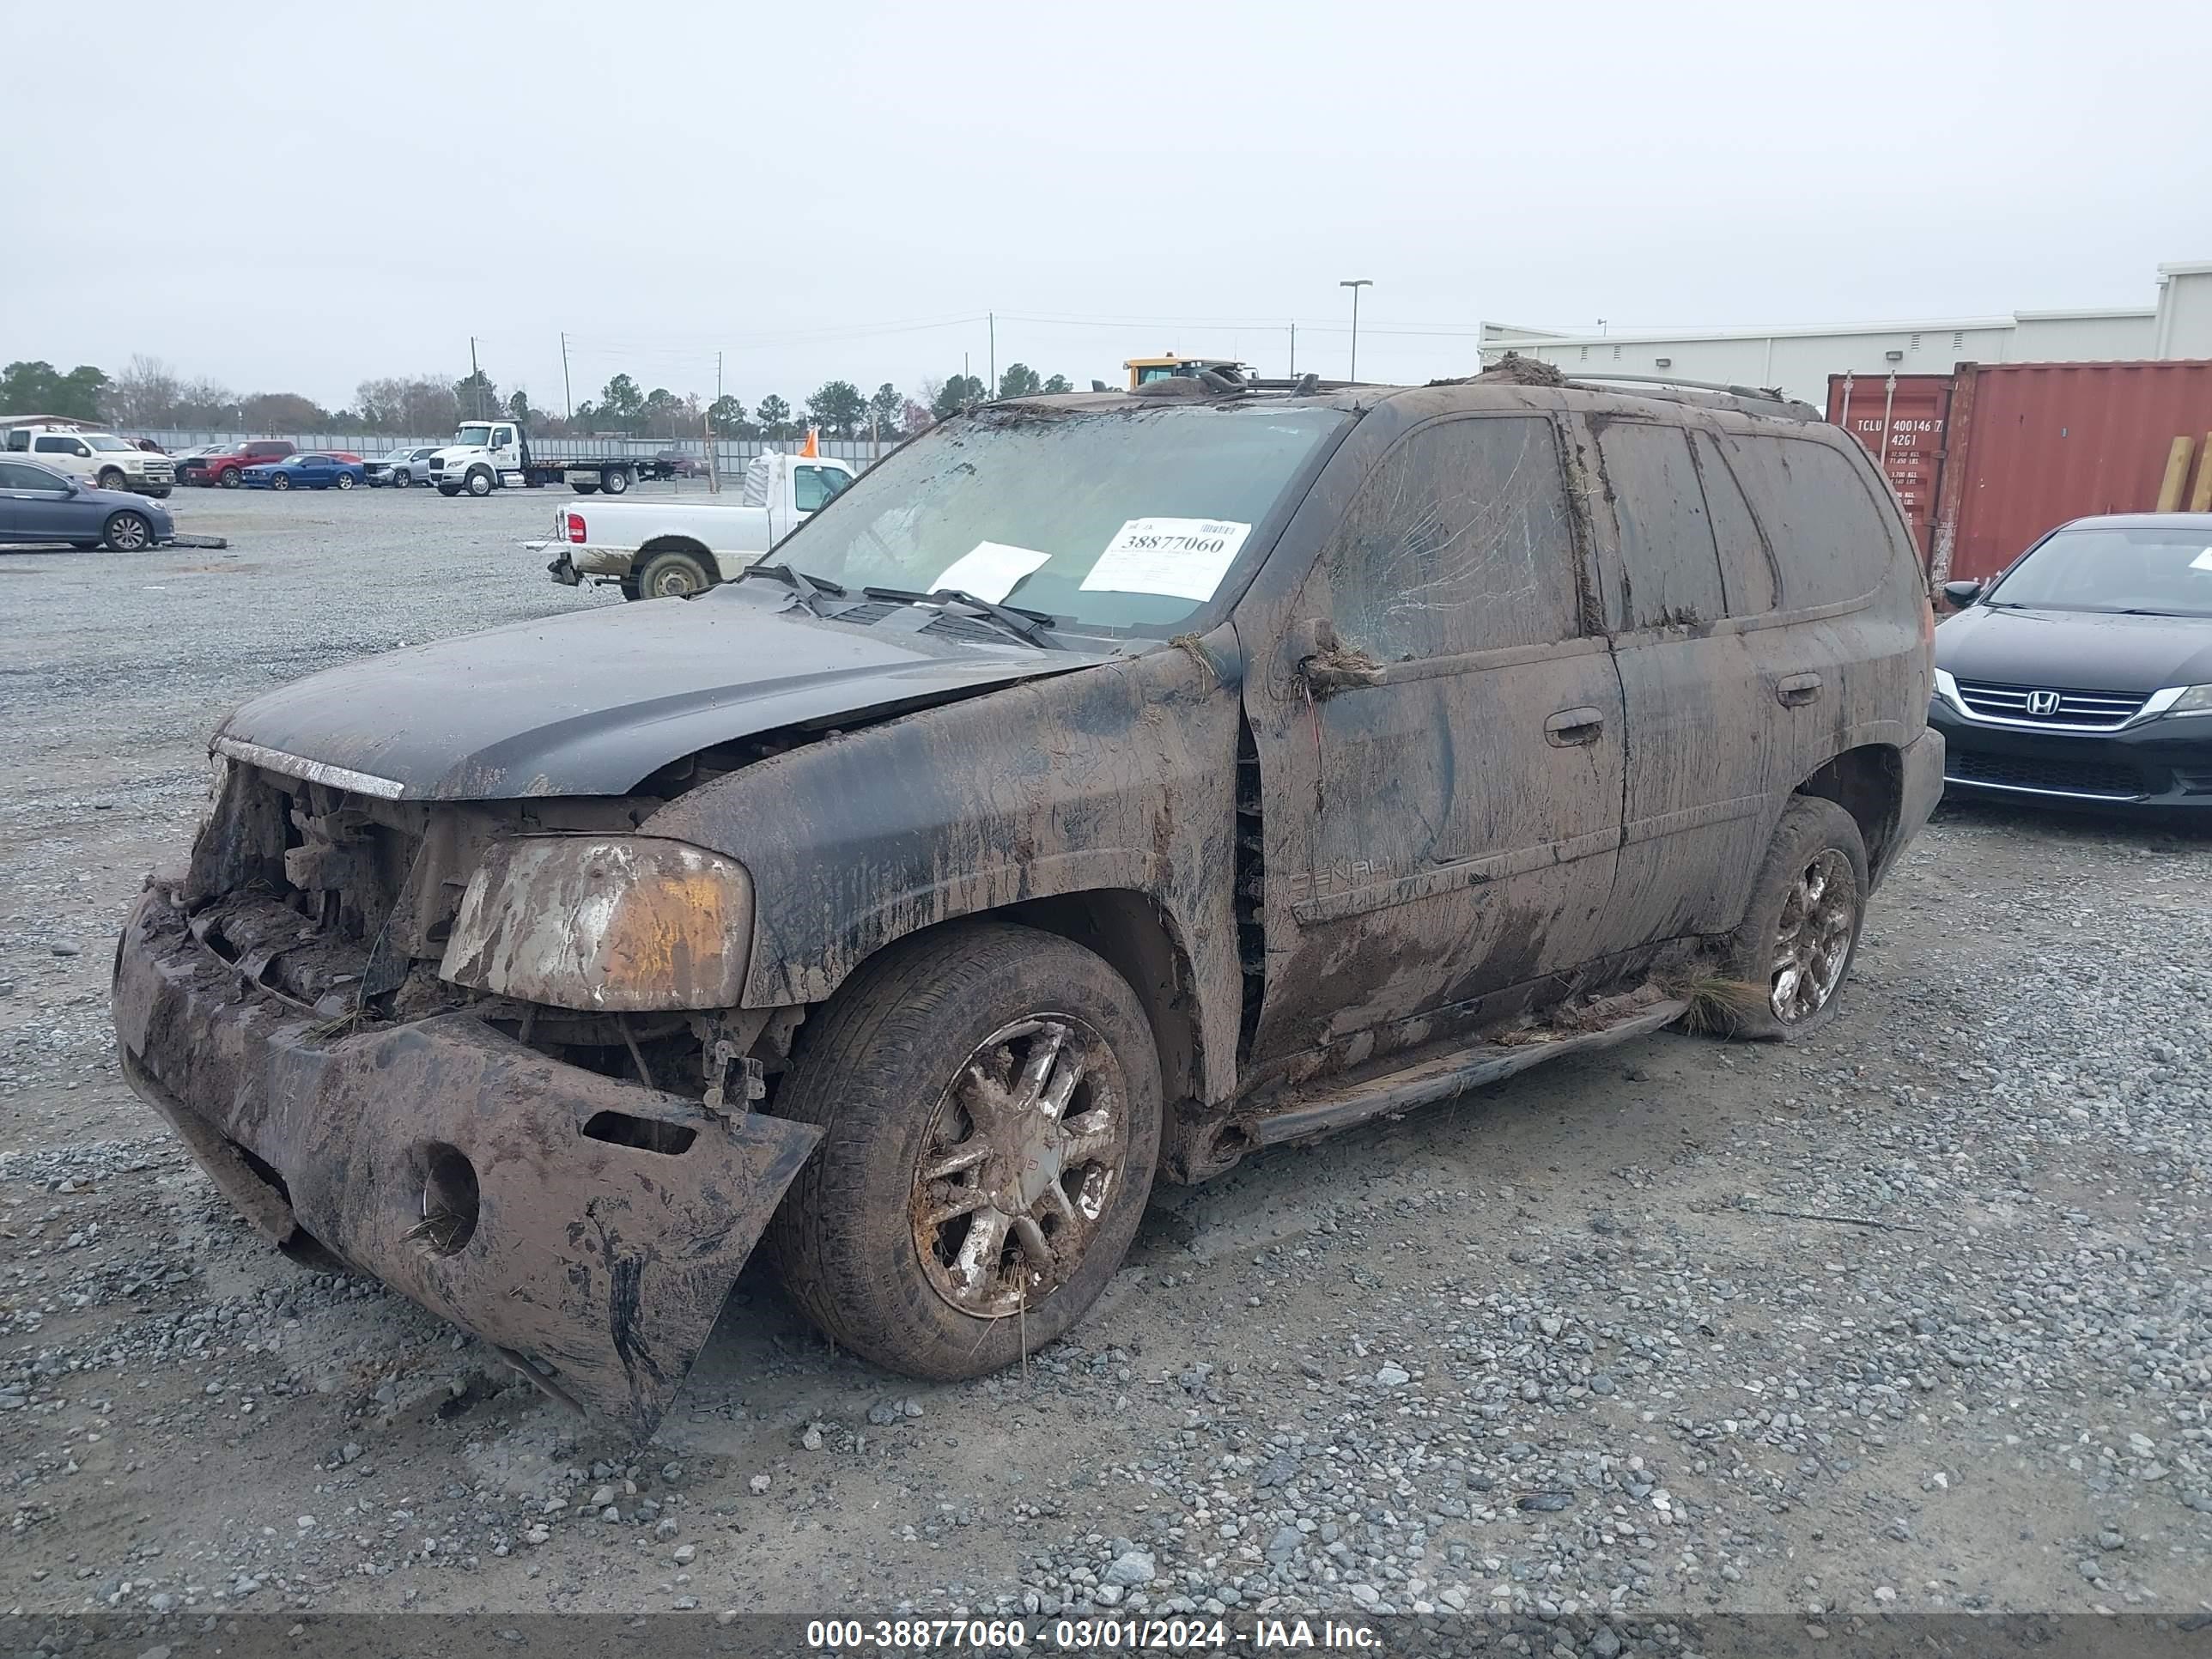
106,356,183,427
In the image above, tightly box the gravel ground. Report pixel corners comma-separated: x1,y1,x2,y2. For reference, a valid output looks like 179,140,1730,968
3,487,2209,1638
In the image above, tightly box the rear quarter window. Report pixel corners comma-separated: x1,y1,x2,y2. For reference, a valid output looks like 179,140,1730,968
1592,421,1725,629
1717,433,1899,610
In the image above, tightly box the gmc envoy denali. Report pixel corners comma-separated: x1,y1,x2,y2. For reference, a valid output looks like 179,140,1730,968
113,363,1942,1431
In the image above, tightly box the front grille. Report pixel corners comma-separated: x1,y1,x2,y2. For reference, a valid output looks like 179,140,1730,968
1954,679,2145,729
1947,751,2145,799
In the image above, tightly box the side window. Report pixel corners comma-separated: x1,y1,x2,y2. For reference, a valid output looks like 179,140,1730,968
793,465,836,513
1593,422,1725,629
0,461,56,489
34,435,74,453
1719,434,1898,609
1320,416,1580,659
494,427,514,447
4,431,27,453
1691,433,1778,616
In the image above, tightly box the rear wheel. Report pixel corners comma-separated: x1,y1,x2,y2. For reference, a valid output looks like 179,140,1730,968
1715,797,1869,1040
635,548,714,599
102,511,153,551
768,924,1161,1379
334,471,356,489
600,465,630,495
570,481,599,495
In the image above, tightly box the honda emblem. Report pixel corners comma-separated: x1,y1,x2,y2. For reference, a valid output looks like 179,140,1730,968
2025,690,2062,717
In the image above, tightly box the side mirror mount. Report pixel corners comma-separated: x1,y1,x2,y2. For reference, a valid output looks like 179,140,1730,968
1291,616,1382,695
1940,578,1984,610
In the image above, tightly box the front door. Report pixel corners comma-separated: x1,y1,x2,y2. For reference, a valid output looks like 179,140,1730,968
0,461,84,541
1239,412,1627,1066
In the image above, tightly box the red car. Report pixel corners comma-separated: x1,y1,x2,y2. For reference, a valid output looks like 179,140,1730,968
181,440,298,489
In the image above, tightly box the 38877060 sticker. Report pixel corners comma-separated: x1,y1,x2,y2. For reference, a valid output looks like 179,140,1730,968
1080,518,1254,603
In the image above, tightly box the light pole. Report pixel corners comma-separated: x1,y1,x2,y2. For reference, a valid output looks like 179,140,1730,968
1340,279,1372,381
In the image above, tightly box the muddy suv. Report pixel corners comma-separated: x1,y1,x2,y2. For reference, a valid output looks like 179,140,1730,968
113,367,1942,1432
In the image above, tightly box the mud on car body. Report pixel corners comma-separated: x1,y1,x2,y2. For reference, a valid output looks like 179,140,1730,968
114,368,1942,1433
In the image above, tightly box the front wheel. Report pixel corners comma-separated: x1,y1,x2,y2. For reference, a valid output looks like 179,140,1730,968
570,481,599,495
102,511,153,551
97,469,127,491
1714,796,1869,1040
269,472,290,490
334,471,356,489
392,470,410,488
217,470,241,489
465,468,494,497
768,923,1162,1380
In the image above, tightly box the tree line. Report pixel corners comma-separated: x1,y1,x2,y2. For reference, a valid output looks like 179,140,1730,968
3,354,1079,441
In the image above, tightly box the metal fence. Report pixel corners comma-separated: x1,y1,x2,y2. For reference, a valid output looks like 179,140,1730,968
142,430,899,473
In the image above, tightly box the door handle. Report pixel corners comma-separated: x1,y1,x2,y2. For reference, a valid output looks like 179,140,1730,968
1545,706,1606,747
1777,672,1824,707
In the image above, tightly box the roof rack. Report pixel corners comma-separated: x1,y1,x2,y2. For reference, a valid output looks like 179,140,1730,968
1564,372,1798,406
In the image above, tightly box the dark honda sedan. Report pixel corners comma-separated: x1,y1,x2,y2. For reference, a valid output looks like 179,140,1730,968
1931,513,2212,812
0,459,175,550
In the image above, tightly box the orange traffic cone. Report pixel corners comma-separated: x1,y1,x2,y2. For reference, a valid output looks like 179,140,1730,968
799,428,819,458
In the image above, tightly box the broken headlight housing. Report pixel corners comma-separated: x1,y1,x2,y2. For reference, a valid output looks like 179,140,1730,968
439,836,752,1012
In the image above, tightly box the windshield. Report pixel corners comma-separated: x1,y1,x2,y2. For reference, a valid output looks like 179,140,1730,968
773,404,1350,633
456,424,494,447
85,434,133,452
1990,524,2212,617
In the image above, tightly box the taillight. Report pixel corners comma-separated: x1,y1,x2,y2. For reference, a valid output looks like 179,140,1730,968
566,513,586,544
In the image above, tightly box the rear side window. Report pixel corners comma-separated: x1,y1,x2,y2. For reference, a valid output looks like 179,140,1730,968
1319,416,1580,659
1593,422,1725,629
1691,433,1778,615
1718,434,1895,609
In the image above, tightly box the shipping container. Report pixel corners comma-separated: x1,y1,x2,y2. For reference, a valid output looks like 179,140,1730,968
1826,372,1954,565
1930,359,2212,583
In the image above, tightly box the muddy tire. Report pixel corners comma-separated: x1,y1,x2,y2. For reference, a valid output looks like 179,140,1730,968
634,548,714,599
1716,797,1869,1041
97,468,127,491
768,923,1162,1380
617,576,642,602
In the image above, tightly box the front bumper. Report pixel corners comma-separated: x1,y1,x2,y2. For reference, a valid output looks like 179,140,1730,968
112,884,822,1435
1929,699,2212,811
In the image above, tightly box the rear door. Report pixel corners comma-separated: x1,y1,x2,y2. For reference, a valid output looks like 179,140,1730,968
1241,411,1626,1060
1572,413,1796,945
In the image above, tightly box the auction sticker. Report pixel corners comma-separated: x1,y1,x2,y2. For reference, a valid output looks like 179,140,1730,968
1081,518,1252,602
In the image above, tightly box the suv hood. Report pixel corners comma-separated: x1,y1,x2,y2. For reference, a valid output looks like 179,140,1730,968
215,586,1110,800
1936,604,2212,695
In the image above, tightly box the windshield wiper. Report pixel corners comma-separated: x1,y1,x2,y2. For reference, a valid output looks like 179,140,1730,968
863,586,1059,648
2113,607,2197,617
738,562,847,616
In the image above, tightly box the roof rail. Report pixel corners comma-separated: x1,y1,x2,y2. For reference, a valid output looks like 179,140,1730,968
1565,371,1798,405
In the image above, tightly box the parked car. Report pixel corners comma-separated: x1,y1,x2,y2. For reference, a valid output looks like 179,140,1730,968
535,453,857,599
112,371,1941,1434
654,449,710,479
3,424,173,496
0,459,174,550
365,447,441,488
180,441,296,488
1931,512,2212,812
240,453,368,491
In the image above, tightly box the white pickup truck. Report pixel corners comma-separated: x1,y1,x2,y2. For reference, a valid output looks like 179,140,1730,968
535,452,858,599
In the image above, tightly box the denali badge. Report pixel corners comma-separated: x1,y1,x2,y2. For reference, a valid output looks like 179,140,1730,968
2025,690,2062,717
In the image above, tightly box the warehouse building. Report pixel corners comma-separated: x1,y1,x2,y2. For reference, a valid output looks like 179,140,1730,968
1478,259,2212,402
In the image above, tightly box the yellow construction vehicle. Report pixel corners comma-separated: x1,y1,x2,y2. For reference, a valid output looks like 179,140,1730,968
1124,354,1249,391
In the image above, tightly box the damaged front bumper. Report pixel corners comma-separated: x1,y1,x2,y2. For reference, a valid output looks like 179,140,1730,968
112,884,822,1437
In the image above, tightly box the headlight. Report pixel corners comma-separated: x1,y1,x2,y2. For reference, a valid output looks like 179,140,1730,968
440,836,752,1012
2155,684,2212,717
1931,667,1965,712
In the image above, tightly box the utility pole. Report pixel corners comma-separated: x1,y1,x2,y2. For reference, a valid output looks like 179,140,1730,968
469,336,482,417
1340,280,1372,382
988,313,996,399
1289,322,1297,379
560,333,572,421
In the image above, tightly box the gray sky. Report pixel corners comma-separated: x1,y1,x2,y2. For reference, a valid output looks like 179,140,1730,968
11,0,2209,416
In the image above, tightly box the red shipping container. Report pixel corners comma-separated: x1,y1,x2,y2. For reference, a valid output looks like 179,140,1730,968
1932,359,2212,584
1826,372,1954,567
